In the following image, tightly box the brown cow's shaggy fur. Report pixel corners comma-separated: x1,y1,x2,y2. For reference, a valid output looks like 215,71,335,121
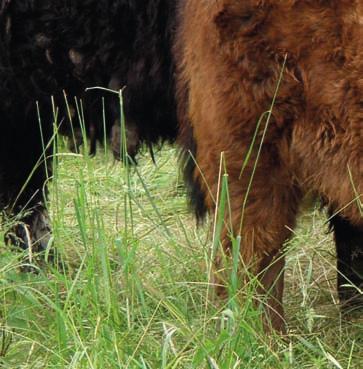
176,0,363,331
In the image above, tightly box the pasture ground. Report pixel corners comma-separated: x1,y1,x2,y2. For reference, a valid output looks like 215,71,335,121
0,143,362,369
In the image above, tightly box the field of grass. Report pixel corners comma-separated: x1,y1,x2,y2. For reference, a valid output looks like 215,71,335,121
0,141,362,368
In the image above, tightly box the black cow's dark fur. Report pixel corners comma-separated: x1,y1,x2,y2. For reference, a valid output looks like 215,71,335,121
0,0,362,309
0,0,178,253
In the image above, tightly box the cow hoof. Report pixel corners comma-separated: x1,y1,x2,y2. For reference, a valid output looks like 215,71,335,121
338,256,363,313
339,286,363,313
4,207,55,269
339,279,363,313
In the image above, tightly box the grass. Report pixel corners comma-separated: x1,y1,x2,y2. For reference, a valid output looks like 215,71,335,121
0,140,362,368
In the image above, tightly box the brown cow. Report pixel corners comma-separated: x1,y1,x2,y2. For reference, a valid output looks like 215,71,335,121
176,0,363,332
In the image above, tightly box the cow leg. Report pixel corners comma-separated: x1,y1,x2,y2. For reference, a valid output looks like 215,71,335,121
330,215,363,309
210,169,301,333
0,111,53,260
4,203,51,256
111,120,140,164
255,249,286,333
2,172,52,259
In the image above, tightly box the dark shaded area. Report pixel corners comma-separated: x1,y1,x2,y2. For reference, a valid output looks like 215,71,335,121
0,0,179,256
330,215,363,309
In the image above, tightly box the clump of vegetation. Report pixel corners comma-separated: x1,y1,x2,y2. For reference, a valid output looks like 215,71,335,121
0,141,361,368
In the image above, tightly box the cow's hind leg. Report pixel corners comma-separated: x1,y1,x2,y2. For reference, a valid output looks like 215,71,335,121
330,215,363,310
212,171,301,333
4,203,51,256
0,111,53,262
256,249,286,332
